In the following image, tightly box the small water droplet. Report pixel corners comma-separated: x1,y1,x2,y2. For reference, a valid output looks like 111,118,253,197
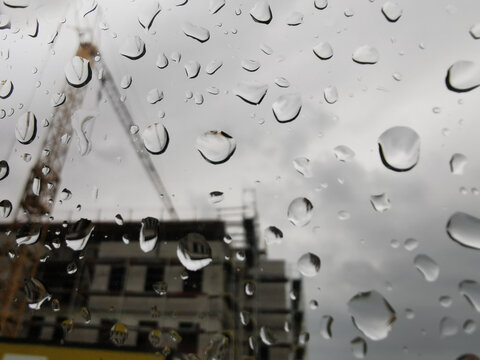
447,212,480,249
404,238,418,251
320,315,333,339
177,233,212,271
234,81,268,105
209,191,224,204
15,111,37,145
66,262,78,274
352,45,379,64
65,218,94,251
0,199,12,218
241,59,261,72
351,337,367,359
25,277,51,310
292,157,312,177
324,85,338,104
297,252,321,277
470,23,480,39
138,0,160,30
333,145,355,162
153,281,168,296
440,316,459,337
142,123,169,154
196,131,236,164
459,280,480,312
274,77,290,87
370,193,391,212
378,126,420,172
382,1,402,22
0,79,13,98
314,0,328,10
288,197,313,226
272,93,302,122
260,326,276,345
120,36,146,59
110,322,128,345
185,60,201,78
463,319,476,334
65,56,91,87
183,22,210,42
450,153,467,175
286,11,303,26
264,226,283,245
250,1,272,24
313,42,333,60
413,254,439,282
446,61,480,92
205,59,222,74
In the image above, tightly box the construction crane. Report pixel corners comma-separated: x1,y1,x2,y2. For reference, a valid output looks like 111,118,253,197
1,4,178,337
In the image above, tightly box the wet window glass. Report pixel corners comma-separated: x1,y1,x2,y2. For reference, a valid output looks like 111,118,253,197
0,0,480,359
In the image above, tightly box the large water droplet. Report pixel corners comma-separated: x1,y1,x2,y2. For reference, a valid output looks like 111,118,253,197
413,254,439,282
348,290,396,341
351,337,367,359
234,81,268,105
446,61,480,92
313,42,333,60
0,160,9,180
65,218,94,251
447,212,480,249
440,316,459,337
378,126,420,172
320,315,333,339
293,157,312,177
209,0,225,13
264,226,283,245
272,93,302,123
185,60,201,78
15,111,37,144
156,53,168,69
142,123,169,154
205,59,222,74
382,1,402,22
138,0,160,30
250,1,272,24
139,217,158,253
0,199,12,218
65,56,91,87
16,224,41,245
260,326,276,345
333,145,355,162
110,322,128,346
459,280,480,312
183,22,210,42
450,153,468,175
370,193,391,212
0,79,13,98
352,46,379,64
288,197,313,226
314,0,328,9
196,131,236,164
297,252,320,277
119,36,146,59
25,278,51,310
177,233,212,271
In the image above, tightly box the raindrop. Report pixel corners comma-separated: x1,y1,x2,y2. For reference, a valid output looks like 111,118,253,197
293,157,312,177
148,329,162,348
65,218,94,251
470,24,480,39
51,92,66,107
0,79,13,98
405,308,415,319
245,281,255,296
250,1,272,24
177,233,212,271
351,337,367,359
196,131,236,164
440,316,459,337
320,315,333,339
447,212,480,249
171,51,181,63
24,17,38,37
297,252,321,277
16,224,41,245
110,322,128,346
264,226,283,245
260,326,276,345
15,112,37,145
272,93,302,122
286,11,303,26
142,123,169,155
205,59,222,74
209,0,225,14
352,46,380,64
347,290,396,341
209,191,224,204
446,61,480,92
120,75,132,89
324,85,338,104
241,59,261,72
459,280,480,312
333,145,355,162
138,0,160,30
450,153,467,175
378,126,420,172
0,200,12,218
234,81,268,105
463,319,476,334
392,72,402,81
185,60,200,78
65,56,91,87
139,217,158,253
314,0,328,10
439,295,452,307
115,214,124,225
119,36,146,59
183,22,210,42
382,1,402,22
4,0,29,9
25,278,51,310
61,188,72,201
51,298,60,312
156,53,168,69
370,193,391,212
413,254,439,282
288,197,313,226
404,238,418,251
260,42,273,54
0,160,9,180
81,0,97,16
299,331,309,345
194,92,204,105
153,281,168,296
313,42,333,60
274,77,290,87
146,88,163,104
205,334,229,359
81,306,91,323
67,262,78,275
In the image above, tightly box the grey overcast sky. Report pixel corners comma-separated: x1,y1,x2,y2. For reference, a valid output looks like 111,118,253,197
1,0,480,358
